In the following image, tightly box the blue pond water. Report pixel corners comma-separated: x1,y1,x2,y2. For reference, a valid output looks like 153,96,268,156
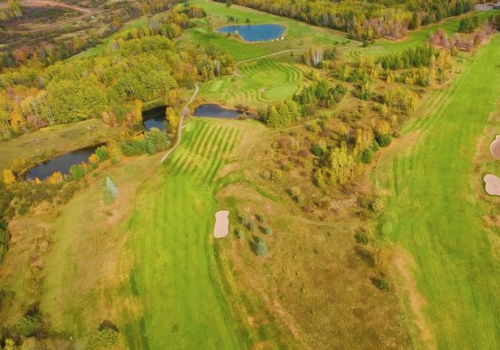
216,24,285,42
143,106,167,131
194,104,241,118
25,145,99,181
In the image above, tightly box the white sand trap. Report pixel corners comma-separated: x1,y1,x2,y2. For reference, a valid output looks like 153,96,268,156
490,135,500,160
214,210,230,238
484,174,500,196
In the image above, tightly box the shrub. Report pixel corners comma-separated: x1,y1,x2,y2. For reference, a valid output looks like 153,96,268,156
355,232,370,245
95,146,109,162
311,144,324,157
264,227,273,235
69,164,86,180
361,148,373,164
377,134,392,147
241,215,248,226
248,222,256,232
373,277,390,291
89,327,119,350
15,315,42,337
370,198,384,213
256,237,267,256
236,230,245,239
257,214,266,223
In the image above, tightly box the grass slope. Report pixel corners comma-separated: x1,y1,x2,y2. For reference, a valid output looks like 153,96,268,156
199,56,307,108
122,119,245,349
376,35,500,349
177,0,352,61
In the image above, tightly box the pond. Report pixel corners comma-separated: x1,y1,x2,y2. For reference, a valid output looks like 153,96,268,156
194,104,241,118
215,24,286,42
142,106,167,131
25,145,99,181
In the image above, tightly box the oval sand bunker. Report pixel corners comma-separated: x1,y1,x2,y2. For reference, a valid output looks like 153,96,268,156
490,135,500,159
484,174,500,196
214,210,229,238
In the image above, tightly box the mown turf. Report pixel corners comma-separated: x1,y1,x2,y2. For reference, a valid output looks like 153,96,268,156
176,0,353,61
122,119,244,349
376,35,500,349
199,56,307,107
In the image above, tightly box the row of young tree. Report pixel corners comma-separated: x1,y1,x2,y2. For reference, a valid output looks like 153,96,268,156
0,28,235,138
429,19,497,52
218,0,476,41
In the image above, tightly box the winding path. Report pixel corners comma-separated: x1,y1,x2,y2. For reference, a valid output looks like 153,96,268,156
161,83,200,163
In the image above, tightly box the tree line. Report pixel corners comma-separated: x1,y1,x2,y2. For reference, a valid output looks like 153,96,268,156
218,0,476,41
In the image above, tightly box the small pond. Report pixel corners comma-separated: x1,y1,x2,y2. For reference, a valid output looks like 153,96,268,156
215,24,286,42
25,145,99,181
142,106,167,131
194,104,241,118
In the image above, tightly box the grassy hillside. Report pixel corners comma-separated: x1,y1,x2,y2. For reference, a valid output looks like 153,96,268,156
376,35,500,349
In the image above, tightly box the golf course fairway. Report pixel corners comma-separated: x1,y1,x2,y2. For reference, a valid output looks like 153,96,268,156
122,119,243,349
376,35,500,349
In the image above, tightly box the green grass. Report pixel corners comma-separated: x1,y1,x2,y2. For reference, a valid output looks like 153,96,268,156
122,119,245,349
199,56,307,108
176,0,352,61
375,35,500,349
344,10,498,60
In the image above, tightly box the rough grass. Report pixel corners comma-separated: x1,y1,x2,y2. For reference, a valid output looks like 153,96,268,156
199,55,308,108
176,0,353,61
375,35,500,349
0,119,125,173
120,119,250,349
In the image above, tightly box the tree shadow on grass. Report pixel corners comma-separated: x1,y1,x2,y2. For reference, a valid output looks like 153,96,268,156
248,235,260,256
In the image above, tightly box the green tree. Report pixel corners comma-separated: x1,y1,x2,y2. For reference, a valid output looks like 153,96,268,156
256,237,267,256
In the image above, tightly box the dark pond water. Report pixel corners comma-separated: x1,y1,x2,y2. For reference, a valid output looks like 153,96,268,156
25,145,99,181
142,106,167,131
194,104,241,118
216,24,286,42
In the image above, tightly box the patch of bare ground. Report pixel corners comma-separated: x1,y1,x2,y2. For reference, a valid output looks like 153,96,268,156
391,248,435,349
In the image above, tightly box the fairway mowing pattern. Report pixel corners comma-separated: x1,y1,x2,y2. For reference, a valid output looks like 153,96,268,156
376,36,500,349
123,119,243,350
199,57,306,107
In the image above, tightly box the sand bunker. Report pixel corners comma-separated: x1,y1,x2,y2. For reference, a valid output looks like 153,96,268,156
490,135,500,160
484,174,500,196
214,210,229,238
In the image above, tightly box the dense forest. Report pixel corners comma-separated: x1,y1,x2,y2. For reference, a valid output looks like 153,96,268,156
220,0,477,40
0,5,234,138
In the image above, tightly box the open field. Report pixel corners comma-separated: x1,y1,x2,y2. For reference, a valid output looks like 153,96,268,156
375,35,500,349
199,55,308,108
176,0,353,61
344,10,498,61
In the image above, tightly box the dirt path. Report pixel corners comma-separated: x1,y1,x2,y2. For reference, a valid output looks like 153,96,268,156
11,0,101,33
161,83,200,163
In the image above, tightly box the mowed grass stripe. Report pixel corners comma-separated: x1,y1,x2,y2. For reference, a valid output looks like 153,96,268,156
124,119,242,349
202,128,237,183
197,127,233,180
376,35,500,350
